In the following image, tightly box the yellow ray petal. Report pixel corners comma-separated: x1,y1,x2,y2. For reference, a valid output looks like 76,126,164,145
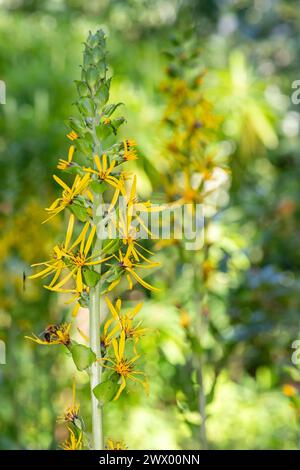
102,154,107,171
114,376,126,400
65,214,75,250
94,155,102,172
50,269,74,290
130,302,143,318
49,266,63,287
126,273,133,290
72,303,80,318
84,225,96,256
108,278,121,292
77,327,89,342
119,330,125,359
68,145,75,162
70,222,89,252
76,268,83,292
128,268,160,292
53,175,70,191
105,297,120,321
28,265,54,279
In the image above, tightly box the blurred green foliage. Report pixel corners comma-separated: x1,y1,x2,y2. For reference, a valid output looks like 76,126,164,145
1,0,300,450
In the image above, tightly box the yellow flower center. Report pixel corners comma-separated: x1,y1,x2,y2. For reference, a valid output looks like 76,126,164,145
184,188,197,202
73,253,86,267
115,359,132,377
62,190,73,205
64,405,80,423
121,258,132,269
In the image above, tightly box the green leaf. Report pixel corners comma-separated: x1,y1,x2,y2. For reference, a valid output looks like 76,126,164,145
90,180,107,194
67,117,86,133
82,267,101,287
93,373,119,405
102,239,120,255
76,97,95,117
69,204,89,222
97,123,114,141
79,291,89,308
102,102,123,118
71,344,96,371
76,138,92,156
105,269,121,283
94,80,110,107
110,117,126,135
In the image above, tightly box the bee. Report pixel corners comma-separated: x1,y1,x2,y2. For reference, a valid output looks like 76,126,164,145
42,324,59,343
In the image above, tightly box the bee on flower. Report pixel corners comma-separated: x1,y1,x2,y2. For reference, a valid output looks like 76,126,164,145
25,322,72,347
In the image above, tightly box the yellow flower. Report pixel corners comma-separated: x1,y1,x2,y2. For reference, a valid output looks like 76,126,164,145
25,323,72,346
28,214,75,287
67,131,79,141
101,316,120,351
283,384,297,397
123,139,137,161
47,222,112,293
106,438,127,450
111,249,160,292
101,331,149,400
84,154,121,189
113,175,163,243
120,175,152,212
44,174,90,222
61,427,83,450
57,145,76,170
179,308,191,329
105,297,147,350
59,379,80,424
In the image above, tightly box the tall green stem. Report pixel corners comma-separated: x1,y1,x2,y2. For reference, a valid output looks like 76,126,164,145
193,221,209,450
89,192,104,450
89,116,104,449
193,273,208,450
197,358,208,450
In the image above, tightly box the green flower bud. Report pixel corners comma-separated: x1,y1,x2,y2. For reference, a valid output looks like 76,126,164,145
74,80,90,97
76,97,95,117
94,79,110,107
86,66,99,89
92,46,106,64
